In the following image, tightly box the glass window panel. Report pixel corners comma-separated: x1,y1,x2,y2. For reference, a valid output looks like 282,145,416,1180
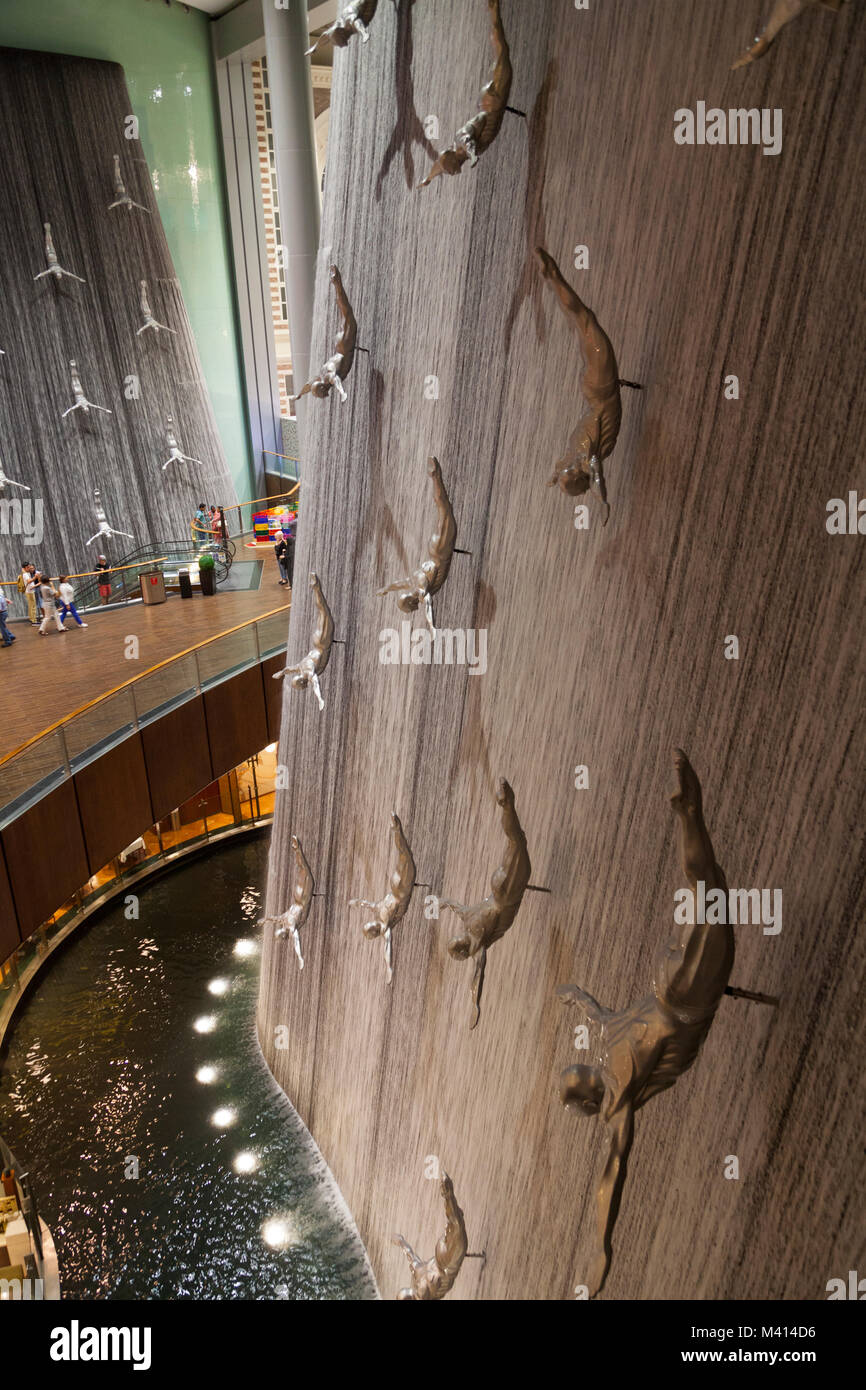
63,688,137,770
256,611,289,660
0,732,67,827
195,626,258,689
133,653,199,726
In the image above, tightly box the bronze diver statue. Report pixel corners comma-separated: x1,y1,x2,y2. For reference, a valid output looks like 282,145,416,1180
294,265,358,405
535,247,641,526
394,1172,468,1300
273,572,336,711
259,835,316,969
557,749,735,1298
306,0,378,54
377,457,459,636
349,813,417,983
439,778,531,1029
419,0,520,188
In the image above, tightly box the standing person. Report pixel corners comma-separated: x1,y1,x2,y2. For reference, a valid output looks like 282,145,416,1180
18,561,39,625
193,502,210,554
31,574,66,635
210,506,222,545
24,570,41,621
279,511,296,583
274,530,293,587
95,555,112,605
283,524,295,587
0,588,16,647
57,576,88,630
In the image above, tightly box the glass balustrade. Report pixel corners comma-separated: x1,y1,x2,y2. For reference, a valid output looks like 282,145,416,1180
0,615,286,826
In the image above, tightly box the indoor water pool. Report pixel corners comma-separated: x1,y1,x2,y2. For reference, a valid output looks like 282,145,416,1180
0,836,375,1301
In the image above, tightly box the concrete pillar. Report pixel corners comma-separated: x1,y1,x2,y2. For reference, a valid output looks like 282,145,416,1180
260,0,321,397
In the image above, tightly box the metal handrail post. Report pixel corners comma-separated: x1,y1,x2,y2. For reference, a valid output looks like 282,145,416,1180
57,726,72,781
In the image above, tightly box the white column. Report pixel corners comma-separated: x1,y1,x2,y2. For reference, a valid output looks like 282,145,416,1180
260,0,321,397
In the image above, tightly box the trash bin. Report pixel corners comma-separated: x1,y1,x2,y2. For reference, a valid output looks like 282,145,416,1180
178,569,193,600
139,570,167,606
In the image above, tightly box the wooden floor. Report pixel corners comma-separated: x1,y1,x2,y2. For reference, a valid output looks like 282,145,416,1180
258,0,865,1301
0,568,288,761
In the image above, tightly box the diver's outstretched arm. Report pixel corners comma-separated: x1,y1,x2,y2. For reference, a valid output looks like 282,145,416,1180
438,897,472,921
556,983,612,1023
393,1232,423,1272
377,577,411,597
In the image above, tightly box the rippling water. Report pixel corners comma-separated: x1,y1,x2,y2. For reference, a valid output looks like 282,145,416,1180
0,836,376,1301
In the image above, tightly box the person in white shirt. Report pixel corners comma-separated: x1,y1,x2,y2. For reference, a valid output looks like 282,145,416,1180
57,576,88,630
27,574,66,634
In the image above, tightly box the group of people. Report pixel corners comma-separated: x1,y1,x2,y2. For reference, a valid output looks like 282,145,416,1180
192,503,224,553
1,561,90,644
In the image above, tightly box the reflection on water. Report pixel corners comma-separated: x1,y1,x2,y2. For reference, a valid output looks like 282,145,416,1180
0,837,376,1301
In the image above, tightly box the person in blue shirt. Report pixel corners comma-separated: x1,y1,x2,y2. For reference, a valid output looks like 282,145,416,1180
0,588,16,646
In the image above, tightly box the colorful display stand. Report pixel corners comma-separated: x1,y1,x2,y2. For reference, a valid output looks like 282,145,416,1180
248,507,297,548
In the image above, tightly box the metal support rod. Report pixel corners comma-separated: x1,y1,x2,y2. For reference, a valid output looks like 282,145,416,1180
724,985,780,1007
250,756,261,819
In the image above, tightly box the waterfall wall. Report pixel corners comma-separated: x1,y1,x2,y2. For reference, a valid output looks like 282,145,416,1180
0,47,237,583
258,0,865,1300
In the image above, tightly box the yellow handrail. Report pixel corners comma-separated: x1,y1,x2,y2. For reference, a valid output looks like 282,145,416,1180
0,602,291,769
263,449,300,463
223,484,300,513
2,557,167,590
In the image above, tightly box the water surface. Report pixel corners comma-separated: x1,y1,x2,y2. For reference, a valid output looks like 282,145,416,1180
0,836,375,1301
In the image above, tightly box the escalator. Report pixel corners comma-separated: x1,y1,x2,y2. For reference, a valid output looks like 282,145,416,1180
74,535,236,612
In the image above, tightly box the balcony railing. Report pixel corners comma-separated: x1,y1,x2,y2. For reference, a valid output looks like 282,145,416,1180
0,607,289,829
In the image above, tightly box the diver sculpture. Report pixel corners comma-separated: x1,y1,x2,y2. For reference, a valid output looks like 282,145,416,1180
732,0,846,68
349,812,416,983
306,0,378,54
295,266,358,405
377,457,459,636
0,462,30,493
557,749,735,1299
162,415,203,471
137,280,176,336
439,778,531,1029
535,247,641,526
34,223,86,285
273,572,335,712
394,1173,468,1300
108,154,150,213
85,488,134,548
61,361,112,419
419,0,519,188
259,836,316,970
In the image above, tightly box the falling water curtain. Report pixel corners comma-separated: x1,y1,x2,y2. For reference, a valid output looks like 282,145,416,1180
0,48,237,583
